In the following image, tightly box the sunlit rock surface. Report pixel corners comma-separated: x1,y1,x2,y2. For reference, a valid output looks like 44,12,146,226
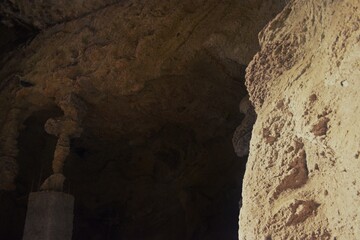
240,0,360,239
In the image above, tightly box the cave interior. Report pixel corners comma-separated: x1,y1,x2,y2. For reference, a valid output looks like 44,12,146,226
0,1,278,239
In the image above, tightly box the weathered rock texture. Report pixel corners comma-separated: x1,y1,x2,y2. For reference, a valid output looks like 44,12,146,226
239,0,360,239
232,95,256,157
0,0,286,239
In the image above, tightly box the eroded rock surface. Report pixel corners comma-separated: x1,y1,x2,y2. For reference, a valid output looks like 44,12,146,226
240,0,360,239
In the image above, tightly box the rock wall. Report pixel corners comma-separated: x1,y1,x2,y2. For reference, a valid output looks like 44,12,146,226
239,0,360,239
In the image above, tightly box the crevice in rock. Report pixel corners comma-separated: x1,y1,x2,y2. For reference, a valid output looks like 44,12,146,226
0,22,38,54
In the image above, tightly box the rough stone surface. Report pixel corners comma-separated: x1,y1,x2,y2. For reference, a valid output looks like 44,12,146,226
232,95,256,157
239,0,360,239
23,192,74,240
0,0,120,29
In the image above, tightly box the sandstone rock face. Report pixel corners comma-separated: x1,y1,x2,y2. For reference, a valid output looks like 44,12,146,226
239,0,360,239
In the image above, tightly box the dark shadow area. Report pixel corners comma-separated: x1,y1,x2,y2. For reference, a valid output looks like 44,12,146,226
0,108,62,240
0,21,38,56
64,116,251,240
0,21,254,240
0,91,253,240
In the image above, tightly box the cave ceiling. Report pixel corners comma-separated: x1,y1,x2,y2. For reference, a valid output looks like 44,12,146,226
0,1,286,239
0,0,285,147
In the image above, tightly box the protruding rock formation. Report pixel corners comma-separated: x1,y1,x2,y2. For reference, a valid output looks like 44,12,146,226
233,95,256,157
41,94,86,191
239,0,360,239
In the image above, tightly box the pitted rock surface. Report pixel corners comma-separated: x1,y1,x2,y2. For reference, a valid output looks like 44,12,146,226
240,0,360,239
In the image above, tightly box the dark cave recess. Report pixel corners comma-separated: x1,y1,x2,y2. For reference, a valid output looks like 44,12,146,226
2,104,249,240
